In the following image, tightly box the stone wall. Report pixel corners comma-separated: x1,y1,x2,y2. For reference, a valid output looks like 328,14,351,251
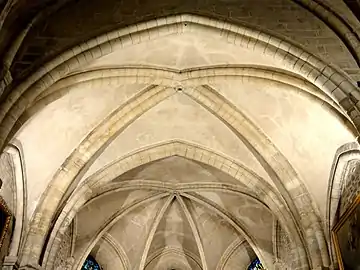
0,197,14,270
0,153,15,215
0,152,16,268
53,224,73,270
339,159,360,216
275,222,301,269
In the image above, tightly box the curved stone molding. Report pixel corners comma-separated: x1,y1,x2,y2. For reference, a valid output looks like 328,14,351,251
326,140,360,266
13,65,356,146
2,0,359,85
4,141,27,259
293,0,360,65
73,190,273,269
273,219,303,269
52,226,72,270
184,85,328,267
176,195,208,270
43,141,304,266
43,141,307,270
144,246,202,269
0,7,358,270
34,65,350,119
101,233,130,270
216,238,246,270
181,192,273,269
0,14,359,157
73,192,168,270
1,139,28,269
138,195,174,270
20,85,175,266
21,76,346,268
327,141,360,231
14,14,353,269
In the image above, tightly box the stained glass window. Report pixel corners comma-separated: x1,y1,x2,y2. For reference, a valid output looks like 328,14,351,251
247,257,265,270
81,255,101,270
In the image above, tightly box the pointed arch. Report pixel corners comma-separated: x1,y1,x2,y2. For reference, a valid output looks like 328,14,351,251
12,64,356,146
183,85,329,267
20,85,175,266
14,13,352,269
0,14,359,157
144,246,202,269
176,195,208,270
100,233,130,270
74,192,169,270
216,238,246,270
42,140,309,270
181,192,272,269
4,140,27,258
138,195,174,270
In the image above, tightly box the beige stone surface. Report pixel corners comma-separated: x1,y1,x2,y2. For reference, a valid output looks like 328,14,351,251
222,240,255,270
15,84,146,217
84,33,282,70
0,153,15,214
212,79,354,216
146,199,202,265
92,236,127,270
2,4,359,268
68,156,278,269
83,94,272,183
185,199,240,269
14,43,353,268
195,191,274,255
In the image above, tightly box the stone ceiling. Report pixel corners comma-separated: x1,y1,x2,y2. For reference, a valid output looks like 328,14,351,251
1,2,360,269
72,156,273,269
1,0,360,81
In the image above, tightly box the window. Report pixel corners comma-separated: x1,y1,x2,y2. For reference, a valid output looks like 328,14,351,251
247,258,265,270
81,255,101,270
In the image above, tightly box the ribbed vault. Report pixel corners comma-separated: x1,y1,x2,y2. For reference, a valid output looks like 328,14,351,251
2,12,357,270
2,0,360,80
70,156,276,270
